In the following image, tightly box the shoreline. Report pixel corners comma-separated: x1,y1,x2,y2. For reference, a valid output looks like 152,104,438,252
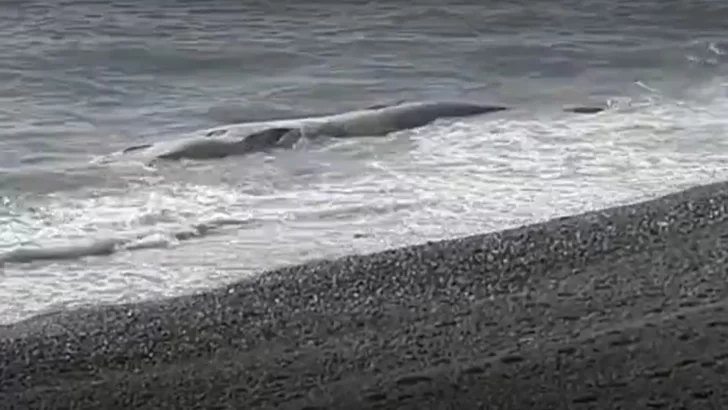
2,180,728,408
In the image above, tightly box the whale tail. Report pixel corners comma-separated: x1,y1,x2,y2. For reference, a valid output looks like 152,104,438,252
122,143,153,154
364,99,407,110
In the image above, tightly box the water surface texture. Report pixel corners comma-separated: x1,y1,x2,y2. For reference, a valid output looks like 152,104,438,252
2,0,728,323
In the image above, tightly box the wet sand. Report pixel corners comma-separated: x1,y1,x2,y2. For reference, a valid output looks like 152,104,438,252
2,180,728,409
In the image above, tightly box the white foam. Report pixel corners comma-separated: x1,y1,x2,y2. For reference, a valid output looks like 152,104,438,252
369,79,728,233
0,183,257,265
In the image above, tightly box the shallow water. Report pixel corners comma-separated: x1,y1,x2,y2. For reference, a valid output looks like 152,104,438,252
2,0,728,323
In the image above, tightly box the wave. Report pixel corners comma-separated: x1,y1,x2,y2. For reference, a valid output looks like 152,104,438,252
0,217,252,265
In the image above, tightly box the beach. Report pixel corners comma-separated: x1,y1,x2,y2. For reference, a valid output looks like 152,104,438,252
4,0,728,325
2,179,727,409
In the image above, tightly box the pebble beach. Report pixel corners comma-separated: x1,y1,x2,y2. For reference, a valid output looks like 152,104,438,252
2,179,728,409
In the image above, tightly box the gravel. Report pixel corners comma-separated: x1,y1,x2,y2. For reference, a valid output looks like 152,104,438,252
2,180,728,409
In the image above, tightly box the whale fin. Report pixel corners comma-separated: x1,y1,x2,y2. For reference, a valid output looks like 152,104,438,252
479,105,509,113
205,129,228,138
564,106,605,114
276,128,304,148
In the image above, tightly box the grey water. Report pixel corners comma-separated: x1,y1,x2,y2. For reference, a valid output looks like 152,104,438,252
1,0,728,324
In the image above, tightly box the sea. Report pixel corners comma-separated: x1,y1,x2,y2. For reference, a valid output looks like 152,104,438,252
1,0,728,324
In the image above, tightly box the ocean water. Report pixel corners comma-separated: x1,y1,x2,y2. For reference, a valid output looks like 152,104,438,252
1,0,728,324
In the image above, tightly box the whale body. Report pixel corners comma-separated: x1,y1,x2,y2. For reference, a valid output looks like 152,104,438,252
109,100,605,162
